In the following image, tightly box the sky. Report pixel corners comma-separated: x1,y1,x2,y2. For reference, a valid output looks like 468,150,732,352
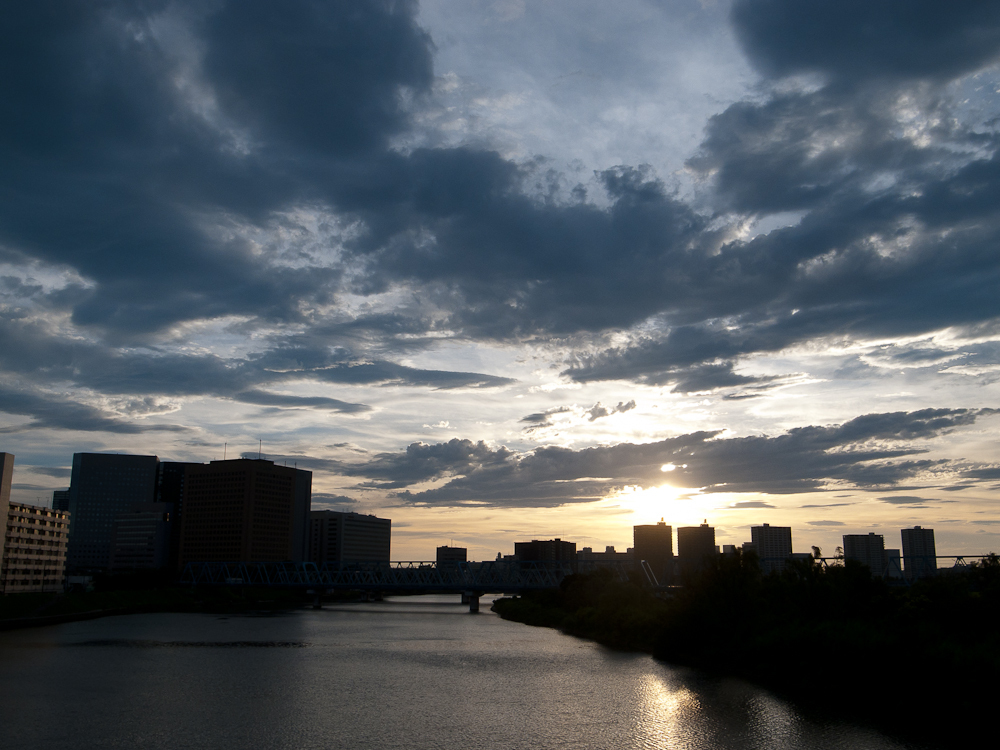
3,0,1000,561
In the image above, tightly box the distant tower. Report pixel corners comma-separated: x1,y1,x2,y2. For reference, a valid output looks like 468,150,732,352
843,533,886,577
750,523,792,574
901,526,936,580
677,521,716,574
634,519,673,584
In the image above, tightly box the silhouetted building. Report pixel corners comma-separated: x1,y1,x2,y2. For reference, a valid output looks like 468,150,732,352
0,452,12,566
179,459,311,565
109,502,173,571
901,526,936,579
436,545,467,563
66,453,160,573
156,461,201,570
677,522,716,573
1,501,70,594
751,523,792,574
843,533,886,577
309,510,390,563
634,519,673,584
52,489,70,511
514,538,576,563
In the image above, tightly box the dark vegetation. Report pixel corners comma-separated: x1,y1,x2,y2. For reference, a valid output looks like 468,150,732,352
0,582,312,629
492,552,1000,744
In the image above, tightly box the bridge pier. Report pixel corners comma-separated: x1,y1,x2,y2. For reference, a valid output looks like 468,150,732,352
312,592,322,610
463,591,480,612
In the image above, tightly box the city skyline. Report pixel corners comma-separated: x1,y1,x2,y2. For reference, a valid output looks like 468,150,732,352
3,2,1000,560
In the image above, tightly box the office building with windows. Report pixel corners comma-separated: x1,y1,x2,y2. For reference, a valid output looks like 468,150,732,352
309,510,391,563
179,459,311,565
109,502,174,572
750,524,793,574
436,545,467,563
843,533,887,577
634,519,673,584
901,526,937,579
66,453,160,573
677,522,717,574
514,538,576,563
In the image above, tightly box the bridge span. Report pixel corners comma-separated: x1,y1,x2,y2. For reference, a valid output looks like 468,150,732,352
180,560,629,611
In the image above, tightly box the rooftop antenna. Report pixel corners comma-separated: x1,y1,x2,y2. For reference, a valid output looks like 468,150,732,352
224,442,227,460
259,439,262,460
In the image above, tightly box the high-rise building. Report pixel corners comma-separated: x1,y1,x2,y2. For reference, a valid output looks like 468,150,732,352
436,545,467,564
901,526,937,579
155,461,201,570
179,459,311,565
0,452,13,566
1,501,71,594
677,522,716,573
750,524,792,574
52,489,70,511
66,453,160,573
514,538,576,563
109,502,174,572
309,510,391,563
843,533,886,577
634,519,673,584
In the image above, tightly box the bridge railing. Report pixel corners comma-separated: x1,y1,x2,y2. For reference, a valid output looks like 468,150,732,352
179,560,627,592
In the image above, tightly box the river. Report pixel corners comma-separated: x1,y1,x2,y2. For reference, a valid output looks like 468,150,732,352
0,594,931,750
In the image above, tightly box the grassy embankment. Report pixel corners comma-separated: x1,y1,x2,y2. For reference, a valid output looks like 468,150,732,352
492,553,1000,742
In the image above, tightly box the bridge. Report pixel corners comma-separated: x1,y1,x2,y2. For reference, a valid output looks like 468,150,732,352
180,560,629,611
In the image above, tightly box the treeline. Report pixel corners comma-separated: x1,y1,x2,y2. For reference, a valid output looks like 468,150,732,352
492,552,1000,741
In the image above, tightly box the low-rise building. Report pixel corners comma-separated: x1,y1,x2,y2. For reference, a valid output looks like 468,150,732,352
436,545,467,563
514,538,576,563
1,502,71,594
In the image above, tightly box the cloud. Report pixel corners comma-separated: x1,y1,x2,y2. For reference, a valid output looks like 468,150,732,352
28,466,72,479
586,400,636,421
232,390,370,413
729,501,775,509
731,0,1000,86
807,520,845,526
877,495,938,505
313,408,999,507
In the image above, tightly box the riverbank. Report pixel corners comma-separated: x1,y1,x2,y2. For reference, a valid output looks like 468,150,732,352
0,587,312,631
492,555,999,746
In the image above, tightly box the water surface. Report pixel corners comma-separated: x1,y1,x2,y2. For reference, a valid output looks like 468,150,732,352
0,595,929,749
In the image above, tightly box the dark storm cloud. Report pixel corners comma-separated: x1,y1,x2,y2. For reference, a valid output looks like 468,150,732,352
732,0,1000,85
4,0,1000,417
324,408,995,507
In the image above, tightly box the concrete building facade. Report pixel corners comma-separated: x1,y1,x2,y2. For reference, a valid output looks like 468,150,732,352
901,526,937,579
634,519,673,584
1,502,71,594
0,453,12,566
677,522,716,573
843,532,886,577
309,510,391,563
179,459,311,565
750,524,793,574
